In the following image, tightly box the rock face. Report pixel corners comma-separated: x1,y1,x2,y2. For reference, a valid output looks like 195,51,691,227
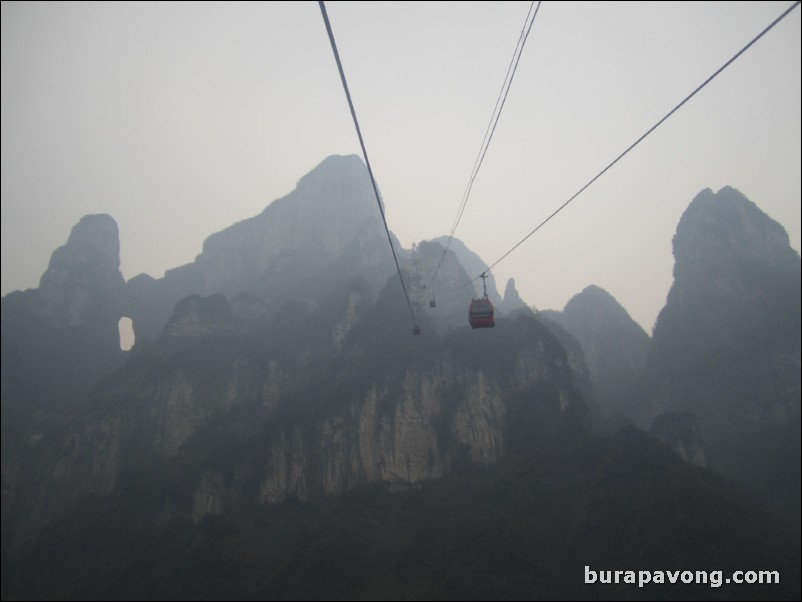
36,214,124,329
19,284,588,537
431,236,502,306
162,294,234,338
500,278,528,314
2,167,586,546
125,155,393,339
649,411,706,467
1,214,126,417
649,187,800,383
1,214,126,542
642,187,800,514
412,240,477,331
540,285,650,416
3,173,800,599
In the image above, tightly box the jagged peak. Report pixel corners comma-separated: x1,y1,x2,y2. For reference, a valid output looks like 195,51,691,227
40,213,121,286
650,184,801,380
501,278,528,314
674,186,794,267
296,154,366,187
203,154,374,250
67,213,119,242
429,236,501,304
31,213,124,328
563,284,637,324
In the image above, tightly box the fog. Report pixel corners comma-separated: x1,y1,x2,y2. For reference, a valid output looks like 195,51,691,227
2,1,800,332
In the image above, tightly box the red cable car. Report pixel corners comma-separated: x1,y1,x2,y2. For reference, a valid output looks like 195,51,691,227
468,273,495,329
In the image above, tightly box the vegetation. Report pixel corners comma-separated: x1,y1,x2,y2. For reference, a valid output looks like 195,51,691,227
5,428,799,601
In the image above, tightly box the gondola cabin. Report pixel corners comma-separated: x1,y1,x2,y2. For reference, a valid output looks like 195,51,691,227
469,272,495,329
468,298,494,329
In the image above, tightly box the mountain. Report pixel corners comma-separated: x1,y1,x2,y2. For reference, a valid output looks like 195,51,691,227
411,240,479,331
1,156,584,553
500,278,529,314
649,411,706,467
1,215,127,539
9,281,589,553
125,155,396,340
7,428,800,601
540,285,650,418
3,174,800,600
641,186,801,520
431,236,502,306
2,214,126,415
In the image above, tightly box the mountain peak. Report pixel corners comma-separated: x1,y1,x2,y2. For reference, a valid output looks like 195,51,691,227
658,186,800,345
40,214,121,286
126,155,389,338
565,284,624,314
298,154,365,182
500,278,528,314
561,286,646,337
673,186,796,282
430,236,502,305
293,154,378,209
644,187,800,510
541,284,649,414
36,213,124,328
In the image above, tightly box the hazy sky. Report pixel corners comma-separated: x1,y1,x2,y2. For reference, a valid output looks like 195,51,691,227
2,1,800,333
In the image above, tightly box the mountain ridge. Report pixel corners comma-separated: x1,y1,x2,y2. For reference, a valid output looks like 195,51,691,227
2,168,799,600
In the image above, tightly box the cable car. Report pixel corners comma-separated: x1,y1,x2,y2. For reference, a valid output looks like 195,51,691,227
469,273,495,329
468,298,494,328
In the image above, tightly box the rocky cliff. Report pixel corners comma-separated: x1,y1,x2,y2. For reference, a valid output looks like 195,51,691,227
16,275,587,541
3,174,800,600
4,156,527,550
1,214,127,543
431,236,502,306
500,278,528,314
540,285,650,417
649,411,706,467
641,186,800,516
125,155,395,339
0,213,126,427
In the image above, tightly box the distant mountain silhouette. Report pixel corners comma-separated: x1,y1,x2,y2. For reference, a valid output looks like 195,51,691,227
500,278,529,314
431,236,502,306
540,285,650,421
125,155,397,339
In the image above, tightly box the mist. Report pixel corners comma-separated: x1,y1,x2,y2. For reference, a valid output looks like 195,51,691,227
2,2,800,600
2,1,800,332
